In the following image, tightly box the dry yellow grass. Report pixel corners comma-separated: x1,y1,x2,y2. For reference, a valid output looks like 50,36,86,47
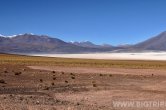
1,53,166,69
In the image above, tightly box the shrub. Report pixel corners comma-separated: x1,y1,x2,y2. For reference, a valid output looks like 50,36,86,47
0,79,5,84
70,73,75,76
51,82,55,86
93,84,97,87
71,76,75,79
43,86,49,90
4,71,8,73
15,72,22,76
39,79,43,82
109,74,112,77
19,97,23,101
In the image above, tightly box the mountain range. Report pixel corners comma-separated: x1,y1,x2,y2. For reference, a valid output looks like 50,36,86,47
68,41,113,48
0,33,118,53
0,31,166,53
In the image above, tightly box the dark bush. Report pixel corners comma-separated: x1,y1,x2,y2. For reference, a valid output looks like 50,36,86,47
0,79,6,84
51,82,55,86
99,74,103,76
39,79,43,82
15,72,22,76
93,84,97,87
53,77,56,80
71,76,75,79
4,71,8,73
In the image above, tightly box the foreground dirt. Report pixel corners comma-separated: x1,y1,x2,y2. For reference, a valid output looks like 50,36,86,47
0,64,166,110
1,54,166,110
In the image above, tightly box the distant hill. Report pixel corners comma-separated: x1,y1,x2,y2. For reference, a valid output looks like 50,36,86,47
0,34,115,53
132,31,166,51
69,41,113,48
69,41,100,48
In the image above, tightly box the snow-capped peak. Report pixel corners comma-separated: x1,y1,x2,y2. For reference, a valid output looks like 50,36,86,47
69,41,75,43
8,35,18,38
69,40,90,43
0,33,35,38
0,34,18,38
0,34,6,37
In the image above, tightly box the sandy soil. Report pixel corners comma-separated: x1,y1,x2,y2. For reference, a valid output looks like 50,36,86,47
27,66,166,110
1,54,166,109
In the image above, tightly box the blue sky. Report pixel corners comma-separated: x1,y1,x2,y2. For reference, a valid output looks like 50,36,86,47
0,0,166,45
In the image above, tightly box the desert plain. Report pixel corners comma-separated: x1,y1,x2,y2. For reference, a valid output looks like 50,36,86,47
1,53,166,110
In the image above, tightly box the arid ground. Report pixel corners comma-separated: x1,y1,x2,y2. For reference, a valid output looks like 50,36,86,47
1,54,166,110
